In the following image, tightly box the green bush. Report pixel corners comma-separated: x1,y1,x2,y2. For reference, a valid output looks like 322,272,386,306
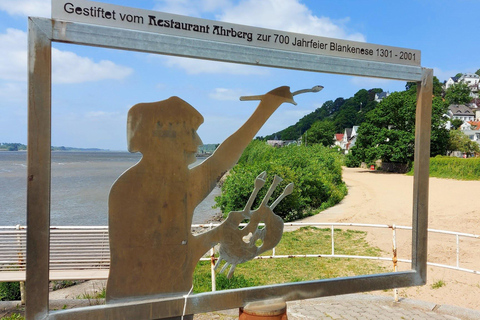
215,141,347,221
0,282,21,301
345,148,361,168
408,156,480,180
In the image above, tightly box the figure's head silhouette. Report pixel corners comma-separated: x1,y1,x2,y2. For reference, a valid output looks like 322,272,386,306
127,97,203,163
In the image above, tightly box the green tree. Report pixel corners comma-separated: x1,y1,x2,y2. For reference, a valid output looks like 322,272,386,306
445,82,471,105
346,90,449,166
303,120,336,146
447,130,480,155
476,69,480,77
263,88,380,140
450,118,464,130
455,73,463,79
406,76,443,97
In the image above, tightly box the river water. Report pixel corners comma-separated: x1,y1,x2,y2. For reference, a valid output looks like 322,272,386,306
0,151,221,226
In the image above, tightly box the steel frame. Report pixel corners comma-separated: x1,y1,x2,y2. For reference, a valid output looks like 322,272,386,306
27,16,432,320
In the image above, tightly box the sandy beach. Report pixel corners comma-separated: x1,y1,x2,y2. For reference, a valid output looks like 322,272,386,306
300,167,480,311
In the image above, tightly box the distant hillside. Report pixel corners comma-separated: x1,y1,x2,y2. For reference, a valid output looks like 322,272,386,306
0,143,27,151
262,88,384,140
50,146,108,152
0,143,108,152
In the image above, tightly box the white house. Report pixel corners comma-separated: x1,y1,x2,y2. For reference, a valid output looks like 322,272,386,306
333,133,344,148
445,76,460,89
447,104,475,122
374,92,390,103
445,73,480,98
475,108,480,121
460,73,479,98
341,126,360,153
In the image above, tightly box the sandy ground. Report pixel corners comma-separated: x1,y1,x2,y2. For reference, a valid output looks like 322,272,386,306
300,167,480,311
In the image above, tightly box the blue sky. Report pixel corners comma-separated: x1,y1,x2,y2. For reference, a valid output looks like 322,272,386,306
1,0,479,151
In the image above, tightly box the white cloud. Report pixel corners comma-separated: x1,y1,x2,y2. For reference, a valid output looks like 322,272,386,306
52,49,133,84
209,88,249,101
0,0,50,17
155,0,365,43
0,29,133,84
218,0,365,42
0,29,28,82
153,0,232,17
154,0,365,74
162,56,268,75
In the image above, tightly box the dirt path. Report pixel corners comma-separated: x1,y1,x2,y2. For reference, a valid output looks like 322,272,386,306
300,167,480,311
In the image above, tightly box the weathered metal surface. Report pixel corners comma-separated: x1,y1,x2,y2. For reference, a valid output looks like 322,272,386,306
106,87,295,304
48,271,418,320
214,173,291,278
30,17,423,82
27,17,52,320
51,0,421,67
411,68,433,283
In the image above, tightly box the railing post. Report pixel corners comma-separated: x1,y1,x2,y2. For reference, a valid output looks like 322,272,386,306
392,225,398,302
16,225,26,305
210,247,216,292
209,223,216,292
331,225,334,256
456,234,460,269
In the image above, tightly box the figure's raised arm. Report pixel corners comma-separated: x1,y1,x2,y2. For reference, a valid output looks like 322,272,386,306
190,86,295,203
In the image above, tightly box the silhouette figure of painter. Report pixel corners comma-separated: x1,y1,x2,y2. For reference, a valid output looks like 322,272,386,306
106,85,322,304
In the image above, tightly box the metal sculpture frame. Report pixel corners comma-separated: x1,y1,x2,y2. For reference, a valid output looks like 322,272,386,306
27,16,432,320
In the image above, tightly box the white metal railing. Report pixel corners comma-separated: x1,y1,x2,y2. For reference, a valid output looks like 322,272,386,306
0,225,109,281
1,223,478,284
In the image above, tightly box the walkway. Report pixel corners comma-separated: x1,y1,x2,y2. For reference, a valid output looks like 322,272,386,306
194,294,480,320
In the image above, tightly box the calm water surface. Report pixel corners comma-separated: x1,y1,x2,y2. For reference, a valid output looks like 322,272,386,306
0,151,220,226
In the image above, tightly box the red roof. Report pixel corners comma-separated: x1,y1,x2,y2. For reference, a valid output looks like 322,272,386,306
335,133,344,141
468,121,480,130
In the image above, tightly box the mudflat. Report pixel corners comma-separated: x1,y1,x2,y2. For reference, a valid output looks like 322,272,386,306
300,167,480,311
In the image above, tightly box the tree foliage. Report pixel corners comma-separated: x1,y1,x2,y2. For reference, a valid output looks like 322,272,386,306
445,82,472,105
447,130,480,155
346,88,449,166
406,76,443,97
303,120,335,146
262,88,381,140
215,140,347,222
450,118,464,130
0,143,27,151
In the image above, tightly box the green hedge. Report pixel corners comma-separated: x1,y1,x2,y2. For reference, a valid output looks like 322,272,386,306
214,141,347,221
408,156,480,180
0,282,21,301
